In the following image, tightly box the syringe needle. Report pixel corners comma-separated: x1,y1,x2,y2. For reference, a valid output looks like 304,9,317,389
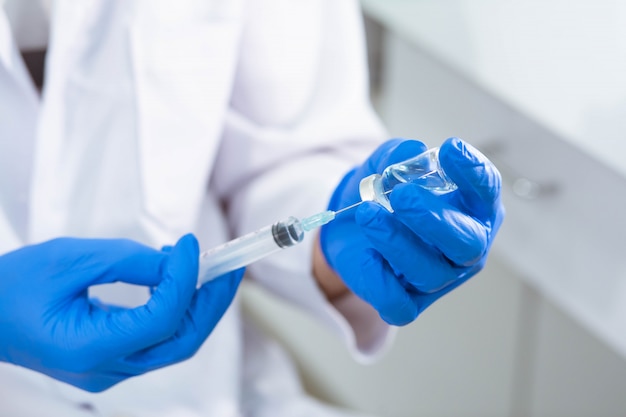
300,190,393,233
334,189,393,216
334,200,364,215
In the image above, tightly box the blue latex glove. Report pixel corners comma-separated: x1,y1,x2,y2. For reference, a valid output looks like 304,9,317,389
320,137,504,325
0,234,242,392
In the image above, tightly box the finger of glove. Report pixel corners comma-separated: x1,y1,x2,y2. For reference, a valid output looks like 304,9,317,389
355,202,459,292
43,368,131,393
358,138,403,176
390,184,488,266
114,268,244,373
365,139,428,176
352,139,425,181
94,234,199,360
412,271,472,317
439,137,502,220
355,249,419,326
328,139,427,211
60,238,168,290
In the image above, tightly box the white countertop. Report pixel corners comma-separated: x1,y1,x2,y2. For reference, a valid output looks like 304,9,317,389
362,0,626,179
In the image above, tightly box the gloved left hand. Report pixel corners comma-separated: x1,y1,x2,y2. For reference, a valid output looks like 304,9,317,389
0,234,242,392
320,137,504,325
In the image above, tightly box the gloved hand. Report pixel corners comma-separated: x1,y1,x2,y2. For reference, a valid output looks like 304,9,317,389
320,137,504,325
0,234,242,392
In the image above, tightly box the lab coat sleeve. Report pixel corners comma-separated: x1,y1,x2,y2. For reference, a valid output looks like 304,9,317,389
210,0,395,361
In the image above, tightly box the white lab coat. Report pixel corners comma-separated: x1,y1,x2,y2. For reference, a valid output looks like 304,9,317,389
0,0,391,416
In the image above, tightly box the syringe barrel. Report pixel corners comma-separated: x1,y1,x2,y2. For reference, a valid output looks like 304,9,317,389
197,216,304,285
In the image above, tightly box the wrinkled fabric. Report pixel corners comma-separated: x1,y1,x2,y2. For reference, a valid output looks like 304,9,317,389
0,0,389,416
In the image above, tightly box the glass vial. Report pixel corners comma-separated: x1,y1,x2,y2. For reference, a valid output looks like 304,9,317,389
359,147,457,212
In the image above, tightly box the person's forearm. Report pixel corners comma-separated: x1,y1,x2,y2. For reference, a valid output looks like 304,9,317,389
312,233,351,301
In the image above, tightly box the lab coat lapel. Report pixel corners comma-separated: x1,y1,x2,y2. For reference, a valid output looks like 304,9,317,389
0,7,39,105
0,8,14,77
130,1,244,237
29,0,135,242
30,0,243,243
0,7,38,250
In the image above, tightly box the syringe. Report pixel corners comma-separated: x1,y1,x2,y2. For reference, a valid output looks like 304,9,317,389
197,210,340,285
197,146,457,285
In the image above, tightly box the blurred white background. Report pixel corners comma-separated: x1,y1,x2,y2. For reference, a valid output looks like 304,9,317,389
243,2,626,416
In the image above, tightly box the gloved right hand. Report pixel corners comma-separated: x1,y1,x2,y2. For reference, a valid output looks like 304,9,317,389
0,234,242,392
320,137,503,325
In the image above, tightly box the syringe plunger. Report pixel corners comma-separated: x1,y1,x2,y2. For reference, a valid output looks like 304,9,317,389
197,217,303,285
